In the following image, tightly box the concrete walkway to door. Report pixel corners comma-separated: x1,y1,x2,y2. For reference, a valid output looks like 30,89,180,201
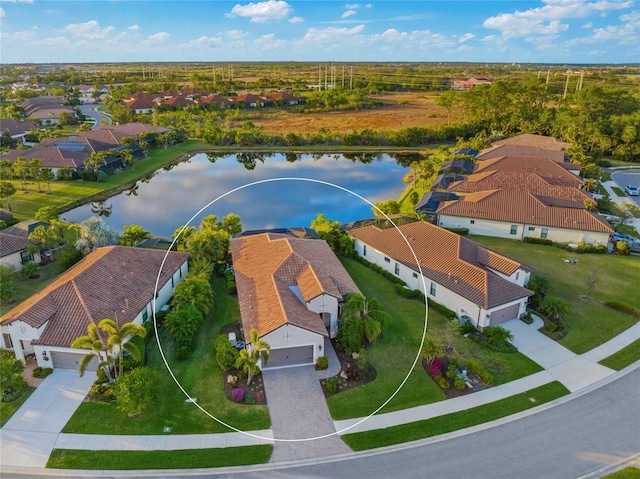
262,357,351,463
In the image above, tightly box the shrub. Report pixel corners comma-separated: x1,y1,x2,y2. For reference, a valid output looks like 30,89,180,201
443,227,469,236
215,335,239,371
522,237,553,246
255,391,265,403
604,301,640,318
459,322,476,335
88,382,116,402
316,356,329,370
355,348,369,370
96,171,107,182
427,299,457,320
175,345,191,361
32,367,53,378
464,359,493,385
445,363,458,380
226,280,237,294
232,387,245,403
244,393,256,404
1,390,23,402
115,367,162,416
325,377,338,394
95,368,109,384
227,375,238,386
437,376,450,390
454,378,467,390
426,357,442,378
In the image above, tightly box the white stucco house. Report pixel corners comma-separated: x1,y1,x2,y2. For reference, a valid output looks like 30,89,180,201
0,246,189,370
0,231,41,271
436,190,613,245
348,221,534,329
231,232,360,369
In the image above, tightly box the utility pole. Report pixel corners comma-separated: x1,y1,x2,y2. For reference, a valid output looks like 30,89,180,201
563,73,570,99
318,63,322,91
546,68,551,84
350,66,353,90
342,65,345,88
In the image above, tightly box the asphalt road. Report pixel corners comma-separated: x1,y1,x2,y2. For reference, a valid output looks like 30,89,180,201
2,367,638,479
78,102,110,129
611,169,640,206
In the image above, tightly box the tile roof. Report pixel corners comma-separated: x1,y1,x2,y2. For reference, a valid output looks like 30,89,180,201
0,119,39,137
437,190,613,233
1,146,89,169
348,221,532,309
448,170,592,203
473,156,582,185
492,134,571,151
231,233,359,338
0,231,30,257
477,145,568,164
0,246,189,348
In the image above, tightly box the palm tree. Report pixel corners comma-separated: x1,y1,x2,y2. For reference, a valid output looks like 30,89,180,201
419,339,443,365
0,181,17,212
540,297,571,323
27,158,43,192
74,216,119,254
235,329,270,386
340,292,391,345
98,318,146,379
71,323,115,382
582,178,597,192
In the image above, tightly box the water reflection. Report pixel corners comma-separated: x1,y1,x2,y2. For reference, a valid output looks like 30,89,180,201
63,153,415,237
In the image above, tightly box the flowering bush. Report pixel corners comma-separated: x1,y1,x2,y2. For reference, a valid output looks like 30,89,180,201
255,391,264,403
232,388,245,403
227,375,238,386
426,357,442,378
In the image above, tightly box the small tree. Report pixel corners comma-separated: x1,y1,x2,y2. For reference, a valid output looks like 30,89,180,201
586,267,598,297
0,351,27,397
171,276,214,316
482,325,514,347
235,329,270,386
115,367,162,417
540,296,571,323
419,339,443,365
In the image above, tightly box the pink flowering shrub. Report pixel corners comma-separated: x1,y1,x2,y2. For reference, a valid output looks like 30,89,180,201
426,357,442,379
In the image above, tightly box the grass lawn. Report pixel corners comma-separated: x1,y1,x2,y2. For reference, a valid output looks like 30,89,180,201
611,186,626,197
0,387,34,427
0,261,63,316
599,339,640,371
62,275,270,435
603,467,640,479
327,258,542,420
7,139,210,221
47,445,273,470
342,381,569,451
470,236,640,354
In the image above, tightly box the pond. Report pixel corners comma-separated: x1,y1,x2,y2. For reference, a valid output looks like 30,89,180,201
62,152,417,238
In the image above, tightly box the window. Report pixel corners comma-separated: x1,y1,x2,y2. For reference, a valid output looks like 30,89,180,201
3,334,13,349
412,272,418,279
528,226,535,231
384,257,390,263
541,228,549,239
394,263,400,275
516,272,520,281
470,220,475,224
430,282,436,296
510,225,517,235
20,251,32,263
363,244,367,257
142,309,149,322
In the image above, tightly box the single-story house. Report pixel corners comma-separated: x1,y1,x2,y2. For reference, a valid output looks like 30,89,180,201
473,155,582,183
451,77,493,90
348,221,534,328
491,134,571,153
415,191,459,217
436,189,613,245
231,231,360,369
438,159,475,176
0,246,189,369
0,231,41,271
0,119,40,144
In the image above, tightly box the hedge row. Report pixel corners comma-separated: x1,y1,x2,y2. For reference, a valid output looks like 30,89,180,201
522,237,607,254
604,301,640,318
353,255,406,285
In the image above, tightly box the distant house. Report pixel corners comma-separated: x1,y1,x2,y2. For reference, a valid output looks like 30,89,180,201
491,134,571,153
348,221,533,328
235,93,268,108
436,189,612,245
415,191,459,217
19,97,75,126
265,91,305,105
0,246,189,368
231,231,360,369
0,119,40,145
451,77,493,90
0,231,41,271
473,154,582,183
438,159,475,176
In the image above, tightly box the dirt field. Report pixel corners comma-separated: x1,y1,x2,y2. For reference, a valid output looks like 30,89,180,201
250,92,448,136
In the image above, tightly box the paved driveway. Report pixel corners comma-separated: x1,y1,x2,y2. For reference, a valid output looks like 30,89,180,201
262,365,352,463
0,370,93,468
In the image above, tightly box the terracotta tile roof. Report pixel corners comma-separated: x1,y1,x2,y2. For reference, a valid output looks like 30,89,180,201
0,231,30,257
477,145,568,163
448,170,592,203
473,156,581,184
0,246,189,348
437,190,613,233
348,221,533,309
492,134,571,151
231,233,359,338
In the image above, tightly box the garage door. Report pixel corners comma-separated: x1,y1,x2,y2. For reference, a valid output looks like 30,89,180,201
265,346,314,369
489,303,520,326
51,351,98,371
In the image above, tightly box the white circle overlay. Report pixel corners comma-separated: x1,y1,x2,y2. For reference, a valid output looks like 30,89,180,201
152,176,429,442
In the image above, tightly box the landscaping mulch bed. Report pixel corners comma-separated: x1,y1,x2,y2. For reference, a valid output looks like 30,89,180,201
222,370,267,405
422,357,489,399
320,347,377,398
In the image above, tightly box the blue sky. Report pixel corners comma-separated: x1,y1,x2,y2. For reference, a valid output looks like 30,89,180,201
1,0,638,64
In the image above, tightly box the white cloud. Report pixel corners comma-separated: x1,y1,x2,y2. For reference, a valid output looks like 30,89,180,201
0,0,34,3
129,24,140,31
143,31,170,45
459,32,475,43
63,20,114,40
345,3,360,9
582,21,593,28
185,35,223,47
483,0,633,39
289,16,304,23
227,0,292,23
227,29,246,39
303,25,365,42
0,7,4,17
342,9,357,18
